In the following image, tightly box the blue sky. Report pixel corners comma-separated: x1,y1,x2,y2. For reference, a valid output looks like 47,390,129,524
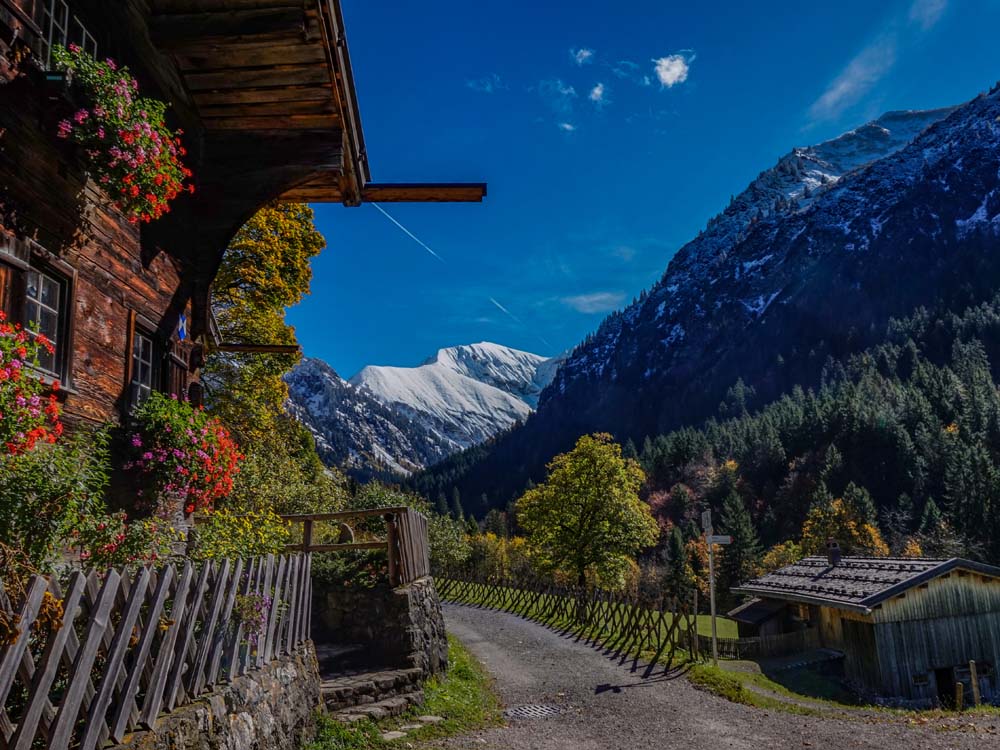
288,0,1000,377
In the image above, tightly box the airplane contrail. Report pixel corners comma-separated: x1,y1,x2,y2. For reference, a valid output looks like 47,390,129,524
488,296,522,324
371,203,446,263
371,203,556,352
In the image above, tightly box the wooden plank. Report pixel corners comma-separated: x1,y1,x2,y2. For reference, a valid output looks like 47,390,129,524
362,183,488,203
175,39,327,70
139,561,194,728
80,568,151,750
189,559,231,695
9,572,85,750
285,555,301,654
193,84,331,105
204,114,340,131
262,556,287,662
206,559,243,687
238,558,264,675
149,7,308,47
125,563,180,736
185,63,332,91
302,552,313,642
0,576,48,708
221,557,254,681
166,562,212,711
289,541,387,553
256,555,275,667
152,0,307,12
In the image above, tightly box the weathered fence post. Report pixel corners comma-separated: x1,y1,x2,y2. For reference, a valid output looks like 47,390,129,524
970,661,981,706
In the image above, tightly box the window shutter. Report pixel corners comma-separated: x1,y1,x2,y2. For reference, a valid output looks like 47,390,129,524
0,259,25,322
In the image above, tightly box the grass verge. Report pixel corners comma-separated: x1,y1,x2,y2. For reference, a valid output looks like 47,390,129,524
305,634,501,749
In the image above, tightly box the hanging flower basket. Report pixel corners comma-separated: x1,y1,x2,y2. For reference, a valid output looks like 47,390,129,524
51,44,193,224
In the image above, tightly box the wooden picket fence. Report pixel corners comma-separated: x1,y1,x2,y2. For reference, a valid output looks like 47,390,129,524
0,553,312,750
437,575,698,671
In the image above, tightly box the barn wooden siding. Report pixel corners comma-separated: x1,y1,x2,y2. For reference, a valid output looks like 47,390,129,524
0,1,196,426
871,571,1000,700
817,571,1000,700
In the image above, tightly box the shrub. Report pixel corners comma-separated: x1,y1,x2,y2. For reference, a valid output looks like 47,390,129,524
52,45,192,224
0,430,107,568
74,511,180,569
0,311,62,455
127,392,242,516
191,507,290,560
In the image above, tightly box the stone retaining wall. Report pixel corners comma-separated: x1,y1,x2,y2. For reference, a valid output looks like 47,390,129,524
314,575,448,676
111,643,322,750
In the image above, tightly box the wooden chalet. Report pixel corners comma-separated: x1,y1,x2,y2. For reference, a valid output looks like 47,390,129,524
0,0,484,426
732,546,1000,705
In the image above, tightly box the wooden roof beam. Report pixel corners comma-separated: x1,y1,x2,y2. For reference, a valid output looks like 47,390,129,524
149,7,314,48
361,183,487,203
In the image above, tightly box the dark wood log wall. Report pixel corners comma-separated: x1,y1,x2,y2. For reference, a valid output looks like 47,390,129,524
0,17,196,427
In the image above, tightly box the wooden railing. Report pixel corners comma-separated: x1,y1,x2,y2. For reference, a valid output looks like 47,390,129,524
696,627,822,660
280,506,430,588
0,553,311,750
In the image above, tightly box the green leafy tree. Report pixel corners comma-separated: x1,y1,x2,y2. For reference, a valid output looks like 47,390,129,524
718,490,762,604
515,433,659,589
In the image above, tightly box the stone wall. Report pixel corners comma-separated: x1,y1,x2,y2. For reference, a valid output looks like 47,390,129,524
314,576,448,676
112,643,322,750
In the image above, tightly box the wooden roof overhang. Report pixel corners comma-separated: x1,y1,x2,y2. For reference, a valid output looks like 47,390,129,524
95,0,485,339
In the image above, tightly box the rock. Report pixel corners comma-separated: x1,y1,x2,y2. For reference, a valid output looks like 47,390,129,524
380,731,409,742
417,715,444,724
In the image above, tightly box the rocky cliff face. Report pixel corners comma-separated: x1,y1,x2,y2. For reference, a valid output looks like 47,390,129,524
427,86,1000,509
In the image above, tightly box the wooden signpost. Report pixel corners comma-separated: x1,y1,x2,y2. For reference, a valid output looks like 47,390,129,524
702,510,732,666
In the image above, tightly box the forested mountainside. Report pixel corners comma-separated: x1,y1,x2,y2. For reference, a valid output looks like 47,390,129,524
286,344,563,479
638,296,1000,564
414,86,1000,515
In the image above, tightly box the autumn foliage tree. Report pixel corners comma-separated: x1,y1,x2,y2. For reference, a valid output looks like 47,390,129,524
800,497,889,556
204,203,345,513
515,433,659,590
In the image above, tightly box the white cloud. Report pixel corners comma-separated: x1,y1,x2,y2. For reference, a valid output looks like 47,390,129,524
653,54,690,88
561,291,625,313
612,60,639,78
558,122,576,132
465,73,505,94
908,0,947,29
808,35,897,122
589,82,605,103
571,48,594,65
539,78,578,113
611,245,636,261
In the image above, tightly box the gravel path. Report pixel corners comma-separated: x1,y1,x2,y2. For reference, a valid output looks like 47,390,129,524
438,603,999,750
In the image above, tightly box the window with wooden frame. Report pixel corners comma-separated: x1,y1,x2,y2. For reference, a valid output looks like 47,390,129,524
30,0,96,69
0,232,75,384
127,323,158,411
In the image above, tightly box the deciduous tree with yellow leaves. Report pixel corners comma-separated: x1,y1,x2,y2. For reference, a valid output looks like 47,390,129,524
800,497,889,557
516,433,659,591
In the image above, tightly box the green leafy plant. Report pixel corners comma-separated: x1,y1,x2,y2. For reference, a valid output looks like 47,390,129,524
0,310,62,455
74,511,180,569
0,430,108,568
191,506,290,560
52,44,192,223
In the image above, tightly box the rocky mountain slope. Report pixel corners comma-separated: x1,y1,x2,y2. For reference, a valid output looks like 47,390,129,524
418,87,1000,512
286,343,563,478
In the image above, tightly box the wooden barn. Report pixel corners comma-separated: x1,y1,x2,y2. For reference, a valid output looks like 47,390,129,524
732,548,1000,705
0,0,483,427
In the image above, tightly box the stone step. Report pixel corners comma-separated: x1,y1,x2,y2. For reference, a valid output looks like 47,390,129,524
321,667,425,710
331,689,425,722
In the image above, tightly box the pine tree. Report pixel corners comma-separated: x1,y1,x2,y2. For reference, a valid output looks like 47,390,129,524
843,482,878,526
718,491,762,605
435,491,449,517
919,497,943,533
450,487,464,520
663,526,691,601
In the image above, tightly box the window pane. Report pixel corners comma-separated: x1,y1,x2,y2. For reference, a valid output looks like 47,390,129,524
40,308,58,340
37,348,55,373
40,276,58,308
26,271,39,301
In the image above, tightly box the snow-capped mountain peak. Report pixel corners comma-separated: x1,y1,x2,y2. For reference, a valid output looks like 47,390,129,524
286,343,564,478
